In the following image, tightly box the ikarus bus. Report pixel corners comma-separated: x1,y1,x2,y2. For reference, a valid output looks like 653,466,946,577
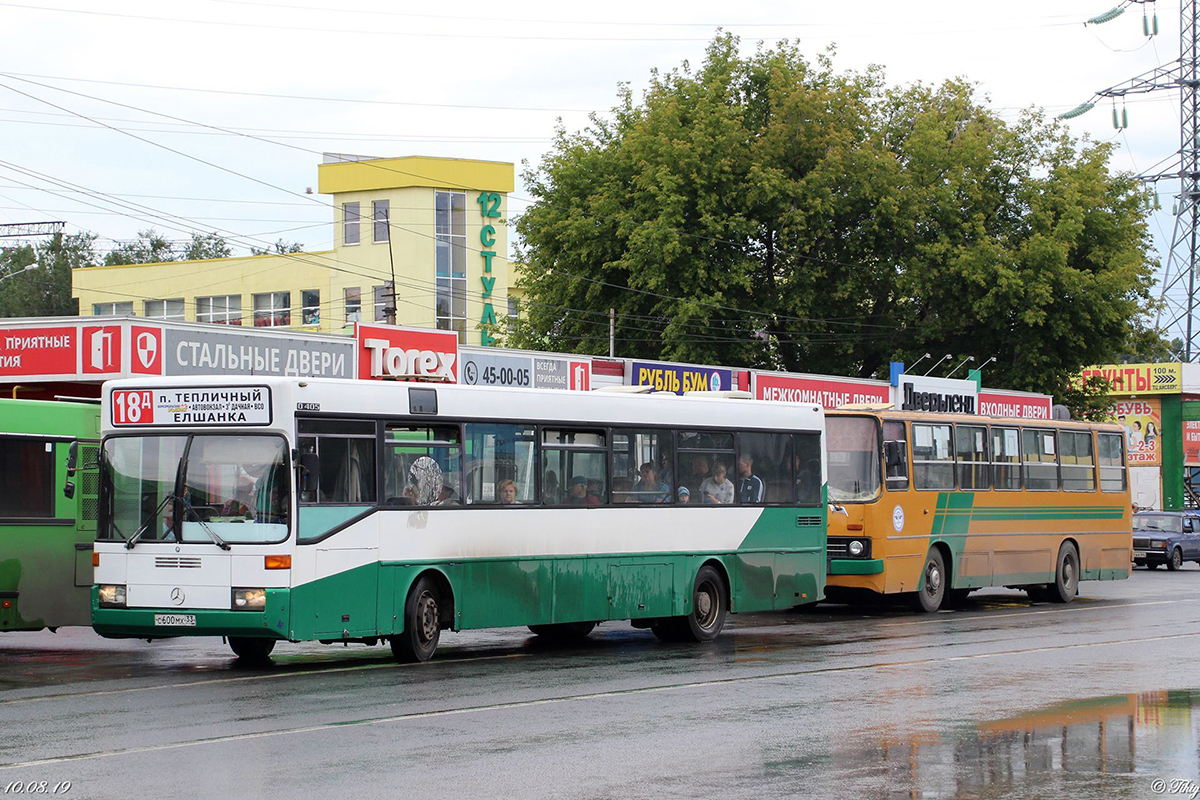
92,377,827,661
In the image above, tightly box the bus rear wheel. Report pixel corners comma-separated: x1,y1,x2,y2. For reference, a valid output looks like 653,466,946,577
528,621,598,640
391,576,441,663
1046,541,1080,603
654,565,727,643
228,637,276,662
910,547,946,613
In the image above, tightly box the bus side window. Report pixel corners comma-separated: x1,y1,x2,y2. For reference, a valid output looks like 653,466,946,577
882,421,908,491
912,423,954,490
0,436,55,519
1022,429,1059,491
1097,432,1126,492
955,424,989,490
463,423,537,505
296,419,377,505
737,432,792,504
991,426,1021,490
1061,431,1096,491
542,429,607,505
383,425,463,507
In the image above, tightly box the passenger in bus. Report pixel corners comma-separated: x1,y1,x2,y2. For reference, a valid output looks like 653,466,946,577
408,456,443,506
676,486,691,504
497,479,518,505
738,454,765,503
658,451,675,489
635,461,671,503
543,470,562,504
690,454,711,482
612,476,634,503
567,475,600,506
700,463,734,504
436,483,461,506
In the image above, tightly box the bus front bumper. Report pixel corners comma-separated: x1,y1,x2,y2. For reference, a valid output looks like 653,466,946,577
828,558,884,575
91,586,290,639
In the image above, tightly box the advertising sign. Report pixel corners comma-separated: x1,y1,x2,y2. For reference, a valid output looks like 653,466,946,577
164,328,353,378
0,325,77,377
1081,362,1181,395
111,386,272,427
1185,421,1200,467
896,374,978,414
356,322,459,382
977,390,1053,420
1110,398,1162,466
130,325,164,375
460,350,591,391
754,373,890,408
630,361,732,395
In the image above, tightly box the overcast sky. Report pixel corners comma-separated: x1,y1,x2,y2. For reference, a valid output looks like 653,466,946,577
0,0,1185,314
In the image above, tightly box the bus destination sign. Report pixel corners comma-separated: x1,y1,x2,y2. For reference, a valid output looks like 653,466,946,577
112,386,272,427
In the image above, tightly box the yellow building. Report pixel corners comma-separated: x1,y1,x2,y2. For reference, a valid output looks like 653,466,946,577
72,154,515,345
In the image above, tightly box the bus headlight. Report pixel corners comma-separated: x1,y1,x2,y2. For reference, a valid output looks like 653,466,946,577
848,540,865,556
232,588,266,610
98,584,126,608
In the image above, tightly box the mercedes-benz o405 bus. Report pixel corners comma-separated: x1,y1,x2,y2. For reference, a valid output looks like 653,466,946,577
92,377,827,661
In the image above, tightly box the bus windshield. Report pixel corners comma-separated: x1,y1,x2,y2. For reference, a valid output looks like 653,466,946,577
101,434,290,544
826,416,882,503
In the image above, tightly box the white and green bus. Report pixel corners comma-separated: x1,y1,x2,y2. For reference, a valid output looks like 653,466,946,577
91,377,826,662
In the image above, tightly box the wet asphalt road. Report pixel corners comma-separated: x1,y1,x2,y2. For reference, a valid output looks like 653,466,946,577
4,570,1200,800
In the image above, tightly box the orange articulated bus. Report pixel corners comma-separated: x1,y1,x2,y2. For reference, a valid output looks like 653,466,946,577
824,407,1132,611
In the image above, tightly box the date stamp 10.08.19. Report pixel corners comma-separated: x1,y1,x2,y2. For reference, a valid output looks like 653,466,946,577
2,782,72,795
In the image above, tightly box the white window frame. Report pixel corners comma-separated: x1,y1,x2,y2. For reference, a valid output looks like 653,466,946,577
373,199,390,243
144,298,185,321
343,202,361,246
196,295,242,326
252,291,291,327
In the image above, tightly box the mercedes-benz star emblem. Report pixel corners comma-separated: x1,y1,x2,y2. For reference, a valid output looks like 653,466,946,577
170,588,185,606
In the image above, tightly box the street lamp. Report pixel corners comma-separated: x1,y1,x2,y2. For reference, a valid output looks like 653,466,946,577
923,353,952,376
946,355,975,378
0,263,37,283
907,352,933,373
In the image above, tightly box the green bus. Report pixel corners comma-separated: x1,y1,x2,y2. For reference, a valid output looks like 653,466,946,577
1,398,101,632
91,377,827,661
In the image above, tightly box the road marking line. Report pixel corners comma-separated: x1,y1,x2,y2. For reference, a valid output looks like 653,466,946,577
4,629,1199,770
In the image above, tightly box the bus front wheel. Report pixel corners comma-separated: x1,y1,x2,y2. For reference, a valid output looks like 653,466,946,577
1046,541,1080,603
228,636,276,662
391,576,441,663
910,548,946,613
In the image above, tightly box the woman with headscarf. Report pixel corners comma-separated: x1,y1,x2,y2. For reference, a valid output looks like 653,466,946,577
408,456,443,506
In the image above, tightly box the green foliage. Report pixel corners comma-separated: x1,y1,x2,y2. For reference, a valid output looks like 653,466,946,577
0,233,97,318
103,229,177,266
250,239,305,255
1059,374,1114,423
513,34,1157,395
183,232,233,261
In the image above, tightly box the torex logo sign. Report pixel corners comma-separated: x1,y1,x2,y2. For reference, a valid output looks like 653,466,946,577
355,322,459,382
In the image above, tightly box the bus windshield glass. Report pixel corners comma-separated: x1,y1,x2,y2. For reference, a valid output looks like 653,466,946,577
101,434,290,544
826,416,882,502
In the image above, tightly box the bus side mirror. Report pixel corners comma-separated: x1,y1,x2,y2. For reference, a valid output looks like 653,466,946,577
63,480,75,500
299,453,320,494
66,440,78,476
884,440,904,468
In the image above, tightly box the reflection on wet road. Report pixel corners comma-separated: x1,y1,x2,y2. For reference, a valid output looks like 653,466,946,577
3,570,1200,798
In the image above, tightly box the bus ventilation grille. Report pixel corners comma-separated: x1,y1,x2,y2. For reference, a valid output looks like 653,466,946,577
81,498,98,522
154,557,202,569
795,516,822,528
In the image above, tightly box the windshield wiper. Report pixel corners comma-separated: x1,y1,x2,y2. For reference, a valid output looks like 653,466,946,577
125,494,173,550
180,498,230,551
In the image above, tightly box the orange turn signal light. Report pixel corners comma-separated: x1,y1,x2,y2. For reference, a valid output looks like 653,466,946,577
1,600,11,609
265,555,291,570
92,553,100,567
847,523,864,531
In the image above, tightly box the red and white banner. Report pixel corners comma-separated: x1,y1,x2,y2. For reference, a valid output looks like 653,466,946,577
81,325,123,375
130,325,164,375
355,322,460,382
754,373,890,408
977,390,1053,420
0,325,77,377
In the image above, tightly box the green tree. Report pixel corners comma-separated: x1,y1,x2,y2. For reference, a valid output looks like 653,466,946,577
513,34,1157,395
183,231,233,261
250,239,305,255
1059,375,1114,423
103,229,176,266
0,232,97,318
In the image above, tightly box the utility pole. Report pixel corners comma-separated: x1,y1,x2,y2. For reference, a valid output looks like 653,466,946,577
383,209,397,326
1067,1,1199,358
